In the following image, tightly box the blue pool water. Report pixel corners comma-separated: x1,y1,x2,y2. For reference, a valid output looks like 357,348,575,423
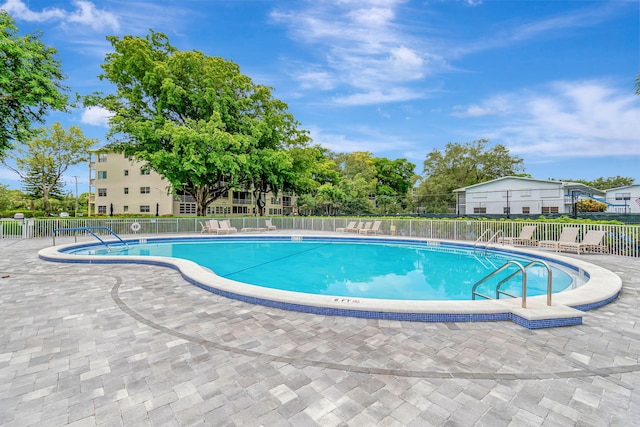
69,238,575,301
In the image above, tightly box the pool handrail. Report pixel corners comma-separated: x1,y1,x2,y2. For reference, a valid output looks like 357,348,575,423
474,229,503,256
472,261,527,307
495,260,553,307
52,226,128,250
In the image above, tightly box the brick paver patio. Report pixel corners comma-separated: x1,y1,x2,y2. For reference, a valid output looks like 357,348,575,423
1,236,639,426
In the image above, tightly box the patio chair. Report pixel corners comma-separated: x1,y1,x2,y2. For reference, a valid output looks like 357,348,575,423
499,225,537,246
264,219,277,231
558,230,608,254
200,221,212,234
359,222,372,234
205,219,228,235
219,219,237,234
359,220,383,235
538,227,580,251
336,221,357,233
347,221,365,233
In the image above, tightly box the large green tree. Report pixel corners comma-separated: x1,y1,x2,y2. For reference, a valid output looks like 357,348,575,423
0,12,68,156
2,122,96,216
86,31,309,216
418,139,525,213
556,176,635,190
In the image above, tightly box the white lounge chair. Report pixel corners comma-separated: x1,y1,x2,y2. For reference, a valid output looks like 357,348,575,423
200,221,212,234
204,219,228,235
558,230,607,254
337,221,357,233
359,220,383,235
219,219,237,234
539,227,580,251
499,225,537,246
264,219,277,231
359,222,372,234
347,221,364,233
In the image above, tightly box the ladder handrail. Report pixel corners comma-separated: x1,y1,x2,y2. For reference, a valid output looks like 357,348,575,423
474,229,493,254
474,229,502,256
496,260,553,306
52,226,128,250
472,261,527,307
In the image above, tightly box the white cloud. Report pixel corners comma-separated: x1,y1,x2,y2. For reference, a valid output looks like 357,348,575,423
66,1,120,31
271,0,443,105
0,0,119,31
453,80,640,159
308,125,414,155
81,107,113,127
0,0,64,21
333,87,425,106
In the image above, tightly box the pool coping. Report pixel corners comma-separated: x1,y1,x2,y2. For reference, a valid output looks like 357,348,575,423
38,234,622,329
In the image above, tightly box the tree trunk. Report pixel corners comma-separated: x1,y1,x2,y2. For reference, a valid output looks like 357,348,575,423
42,188,51,216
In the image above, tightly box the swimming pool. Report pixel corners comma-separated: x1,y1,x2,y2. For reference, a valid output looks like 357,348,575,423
39,234,622,329
66,238,575,301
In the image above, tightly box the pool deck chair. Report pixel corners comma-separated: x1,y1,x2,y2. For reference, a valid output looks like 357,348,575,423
264,220,277,231
349,222,365,233
205,219,229,235
337,221,357,233
558,230,608,254
359,220,383,235
200,221,213,234
499,225,537,246
538,227,580,251
359,222,373,234
219,220,238,234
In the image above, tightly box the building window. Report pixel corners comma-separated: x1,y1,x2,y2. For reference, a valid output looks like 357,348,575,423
542,206,559,214
269,208,282,215
97,188,107,197
124,169,129,176
232,206,248,214
473,207,487,214
140,205,150,213
615,193,631,200
97,171,107,179
140,187,150,194
522,207,530,214
232,191,251,204
124,187,129,195
140,167,150,175
98,205,107,214
98,153,107,163
283,196,292,207
123,206,129,213
271,197,281,205
503,207,511,214
179,203,196,215
210,206,230,215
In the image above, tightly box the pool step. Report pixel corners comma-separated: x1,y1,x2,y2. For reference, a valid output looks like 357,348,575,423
506,299,583,329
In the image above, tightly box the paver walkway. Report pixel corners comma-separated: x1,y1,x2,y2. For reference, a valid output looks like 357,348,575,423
1,236,639,426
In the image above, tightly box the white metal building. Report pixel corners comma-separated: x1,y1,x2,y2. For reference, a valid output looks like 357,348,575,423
604,185,640,214
453,177,604,215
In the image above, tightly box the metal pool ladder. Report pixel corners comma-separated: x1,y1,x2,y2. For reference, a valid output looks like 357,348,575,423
473,229,503,256
52,226,129,251
471,260,552,308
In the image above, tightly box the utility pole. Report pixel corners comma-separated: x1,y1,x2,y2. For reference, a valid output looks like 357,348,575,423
72,176,79,217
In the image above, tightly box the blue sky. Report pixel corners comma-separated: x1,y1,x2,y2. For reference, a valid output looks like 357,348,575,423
1,0,639,194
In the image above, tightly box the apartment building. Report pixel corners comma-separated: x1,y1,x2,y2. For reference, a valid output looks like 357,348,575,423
453,176,604,215
88,151,295,216
604,185,640,214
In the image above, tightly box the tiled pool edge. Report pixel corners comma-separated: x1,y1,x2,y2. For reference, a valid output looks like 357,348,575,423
38,234,623,330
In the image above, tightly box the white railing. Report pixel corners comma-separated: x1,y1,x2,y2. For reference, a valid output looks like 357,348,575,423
1,217,638,257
